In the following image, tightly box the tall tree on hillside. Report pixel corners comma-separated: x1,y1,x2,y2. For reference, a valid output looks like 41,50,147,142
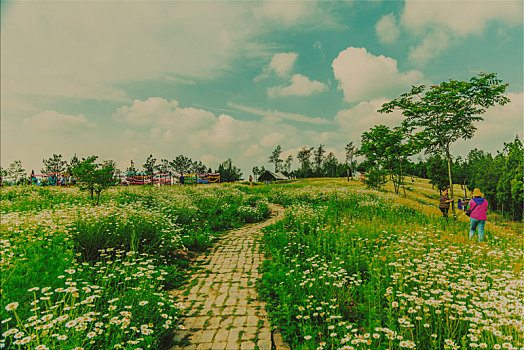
42,154,67,174
358,125,392,189
297,146,313,178
252,166,266,180
126,160,137,173
67,154,81,174
156,159,171,174
170,155,193,174
217,158,242,182
7,160,26,184
283,155,293,176
345,142,357,179
379,73,510,217
73,156,118,205
496,136,523,220
143,155,157,174
426,156,449,193
268,145,283,172
313,144,326,176
191,160,208,174
323,152,339,178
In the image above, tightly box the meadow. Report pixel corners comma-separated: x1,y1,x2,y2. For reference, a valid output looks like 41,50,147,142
0,185,270,349
257,179,523,350
1,179,522,350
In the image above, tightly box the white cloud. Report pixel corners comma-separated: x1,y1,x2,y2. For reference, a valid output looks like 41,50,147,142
1,2,261,103
455,92,524,155
332,47,423,102
334,99,404,144
375,13,400,44
401,0,522,37
255,52,298,81
22,110,96,133
260,132,285,147
269,52,299,76
400,0,522,66
257,1,311,25
267,74,327,98
407,31,451,67
228,102,331,125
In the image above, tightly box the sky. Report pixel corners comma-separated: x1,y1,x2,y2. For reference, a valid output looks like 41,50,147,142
1,0,523,176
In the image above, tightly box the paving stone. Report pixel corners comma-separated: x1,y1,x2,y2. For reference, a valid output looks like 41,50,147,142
240,341,256,350
233,316,247,327
199,329,215,343
168,204,284,349
227,327,242,342
257,339,272,350
214,329,229,342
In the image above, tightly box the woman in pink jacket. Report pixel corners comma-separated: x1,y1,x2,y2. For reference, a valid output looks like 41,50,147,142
468,188,489,242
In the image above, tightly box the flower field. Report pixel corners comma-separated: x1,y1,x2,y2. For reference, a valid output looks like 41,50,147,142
258,179,523,349
1,179,522,349
0,185,270,349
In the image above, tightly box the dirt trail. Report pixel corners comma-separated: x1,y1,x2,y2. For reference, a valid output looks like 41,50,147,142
170,204,285,350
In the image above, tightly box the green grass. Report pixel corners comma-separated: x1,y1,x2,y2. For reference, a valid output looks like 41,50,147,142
0,184,271,349
255,179,523,349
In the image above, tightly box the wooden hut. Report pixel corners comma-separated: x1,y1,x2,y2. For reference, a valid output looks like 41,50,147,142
257,170,288,183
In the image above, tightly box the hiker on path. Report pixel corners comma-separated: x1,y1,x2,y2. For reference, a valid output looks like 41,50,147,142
468,188,489,242
439,189,454,219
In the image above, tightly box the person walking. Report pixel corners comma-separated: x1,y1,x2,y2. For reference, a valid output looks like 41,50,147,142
468,188,488,242
439,188,454,219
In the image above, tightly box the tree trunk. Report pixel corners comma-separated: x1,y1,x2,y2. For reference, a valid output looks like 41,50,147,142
446,149,456,219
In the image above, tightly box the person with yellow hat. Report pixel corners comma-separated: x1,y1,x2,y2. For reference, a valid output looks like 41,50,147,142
468,188,489,242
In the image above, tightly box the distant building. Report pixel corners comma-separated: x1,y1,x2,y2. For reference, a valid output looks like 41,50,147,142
258,170,288,183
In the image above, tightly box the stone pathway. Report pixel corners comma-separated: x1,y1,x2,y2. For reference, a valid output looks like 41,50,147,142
170,204,285,350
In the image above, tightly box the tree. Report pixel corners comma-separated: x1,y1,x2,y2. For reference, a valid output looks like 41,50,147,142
268,145,283,172
142,154,157,175
283,155,293,176
323,152,339,178
126,160,137,173
426,156,449,192
358,125,392,189
156,159,171,174
345,142,357,180
379,73,510,217
217,158,242,182
297,146,313,178
1,167,7,185
252,166,266,180
496,136,523,220
191,160,208,174
67,154,81,174
313,144,325,176
7,160,26,185
170,155,193,175
72,156,118,205
42,154,67,174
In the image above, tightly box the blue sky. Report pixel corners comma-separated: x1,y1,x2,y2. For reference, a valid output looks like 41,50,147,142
1,1,523,175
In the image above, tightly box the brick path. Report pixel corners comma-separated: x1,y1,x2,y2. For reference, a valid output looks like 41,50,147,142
170,204,284,350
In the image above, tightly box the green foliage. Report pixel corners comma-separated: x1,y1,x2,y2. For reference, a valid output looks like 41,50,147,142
216,158,243,182
42,153,67,174
269,145,284,173
259,184,522,350
72,156,118,205
362,168,387,190
426,155,449,192
6,160,26,185
142,154,157,175
379,73,510,214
